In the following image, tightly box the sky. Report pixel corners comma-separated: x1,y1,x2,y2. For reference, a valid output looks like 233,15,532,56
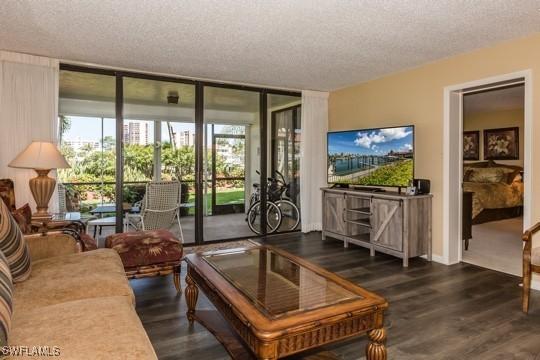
328,126,414,156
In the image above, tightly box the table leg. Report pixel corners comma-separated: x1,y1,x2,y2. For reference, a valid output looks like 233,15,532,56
93,226,97,238
173,265,182,294
185,273,198,325
366,328,387,360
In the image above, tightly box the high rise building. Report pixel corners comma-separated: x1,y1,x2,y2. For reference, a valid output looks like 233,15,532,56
174,130,195,147
123,121,149,145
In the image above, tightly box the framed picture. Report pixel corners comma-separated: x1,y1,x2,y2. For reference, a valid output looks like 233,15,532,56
483,127,519,160
463,131,480,160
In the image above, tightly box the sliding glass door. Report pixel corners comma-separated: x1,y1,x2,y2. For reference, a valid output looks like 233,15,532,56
59,65,301,244
123,77,196,243
202,86,260,242
268,95,302,233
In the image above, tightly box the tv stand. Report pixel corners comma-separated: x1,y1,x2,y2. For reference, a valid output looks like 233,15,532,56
321,187,432,267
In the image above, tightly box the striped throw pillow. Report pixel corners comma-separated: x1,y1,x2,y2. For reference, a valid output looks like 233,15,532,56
0,201,31,282
0,251,12,346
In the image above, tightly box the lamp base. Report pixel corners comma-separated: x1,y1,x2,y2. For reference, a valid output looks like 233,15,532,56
29,169,55,219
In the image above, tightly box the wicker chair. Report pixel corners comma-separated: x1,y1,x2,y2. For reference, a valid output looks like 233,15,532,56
125,181,184,242
58,183,68,213
523,222,540,313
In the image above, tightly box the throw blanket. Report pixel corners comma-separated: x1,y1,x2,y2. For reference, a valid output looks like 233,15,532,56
463,181,524,219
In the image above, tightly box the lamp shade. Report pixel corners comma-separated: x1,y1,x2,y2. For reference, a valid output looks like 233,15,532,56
8,141,70,170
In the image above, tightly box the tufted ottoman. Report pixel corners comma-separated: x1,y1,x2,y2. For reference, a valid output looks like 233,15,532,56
105,230,183,292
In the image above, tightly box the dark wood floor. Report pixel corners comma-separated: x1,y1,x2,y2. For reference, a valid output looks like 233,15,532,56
132,232,540,360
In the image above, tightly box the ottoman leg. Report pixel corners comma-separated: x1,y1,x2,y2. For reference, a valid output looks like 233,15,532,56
173,265,182,294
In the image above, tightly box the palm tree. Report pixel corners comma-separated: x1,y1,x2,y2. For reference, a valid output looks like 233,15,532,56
59,115,71,142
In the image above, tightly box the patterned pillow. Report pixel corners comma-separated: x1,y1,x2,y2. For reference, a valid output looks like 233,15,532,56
0,201,31,283
494,167,521,185
12,204,33,235
0,251,13,347
467,167,507,183
0,179,16,211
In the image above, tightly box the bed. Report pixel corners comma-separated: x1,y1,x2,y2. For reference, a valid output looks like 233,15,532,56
462,161,524,225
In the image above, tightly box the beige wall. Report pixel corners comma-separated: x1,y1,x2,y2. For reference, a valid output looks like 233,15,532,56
464,108,524,167
329,33,540,258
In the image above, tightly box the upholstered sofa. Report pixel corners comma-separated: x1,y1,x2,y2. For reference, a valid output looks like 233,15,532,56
7,231,157,359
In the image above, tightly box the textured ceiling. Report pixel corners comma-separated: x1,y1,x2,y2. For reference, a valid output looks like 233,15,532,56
464,85,524,115
1,1,540,91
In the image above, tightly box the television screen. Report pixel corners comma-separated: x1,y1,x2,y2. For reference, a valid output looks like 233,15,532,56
327,125,414,187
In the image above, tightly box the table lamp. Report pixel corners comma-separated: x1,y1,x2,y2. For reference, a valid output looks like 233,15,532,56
8,141,70,219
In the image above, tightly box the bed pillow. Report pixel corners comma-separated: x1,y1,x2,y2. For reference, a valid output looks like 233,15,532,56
0,201,31,283
503,169,522,184
467,167,508,183
463,167,473,181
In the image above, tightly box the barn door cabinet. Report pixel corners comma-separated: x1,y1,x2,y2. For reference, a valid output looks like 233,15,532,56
321,188,432,267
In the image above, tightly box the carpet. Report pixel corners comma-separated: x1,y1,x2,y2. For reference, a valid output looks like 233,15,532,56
462,217,523,276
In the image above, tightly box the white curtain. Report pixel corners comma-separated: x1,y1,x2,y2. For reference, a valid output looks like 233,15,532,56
299,90,329,233
0,51,60,212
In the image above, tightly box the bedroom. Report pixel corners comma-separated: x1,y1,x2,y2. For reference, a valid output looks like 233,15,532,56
462,84,525,275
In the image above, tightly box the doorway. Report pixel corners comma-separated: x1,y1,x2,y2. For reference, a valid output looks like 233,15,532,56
443,71,532,273
461,84,525,275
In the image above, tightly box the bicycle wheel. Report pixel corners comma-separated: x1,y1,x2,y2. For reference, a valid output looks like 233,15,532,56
247,201,282,235
275,199,300,231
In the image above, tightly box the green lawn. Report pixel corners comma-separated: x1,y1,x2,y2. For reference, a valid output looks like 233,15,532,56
186,188,245,214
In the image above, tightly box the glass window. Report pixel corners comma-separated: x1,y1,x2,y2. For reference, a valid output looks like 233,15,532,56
58,71,116,216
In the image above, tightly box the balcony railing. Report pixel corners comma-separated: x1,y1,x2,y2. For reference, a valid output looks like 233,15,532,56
60,178,244,216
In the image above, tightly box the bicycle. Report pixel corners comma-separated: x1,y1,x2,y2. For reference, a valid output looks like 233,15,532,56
246,170,300,235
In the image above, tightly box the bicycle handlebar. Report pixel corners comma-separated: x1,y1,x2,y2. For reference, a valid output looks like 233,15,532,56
253,170,289,189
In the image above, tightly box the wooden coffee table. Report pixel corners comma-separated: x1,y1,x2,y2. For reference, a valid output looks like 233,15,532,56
184,244,389,360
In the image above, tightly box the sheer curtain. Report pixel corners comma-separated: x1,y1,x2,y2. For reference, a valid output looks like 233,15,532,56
299,90,329,233
0,51,60,212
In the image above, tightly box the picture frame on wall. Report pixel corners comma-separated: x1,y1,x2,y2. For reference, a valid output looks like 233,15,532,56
463,131,480,160
483,127,519,160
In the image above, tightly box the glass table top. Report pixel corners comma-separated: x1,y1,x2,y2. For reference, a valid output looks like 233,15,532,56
203,247,362,318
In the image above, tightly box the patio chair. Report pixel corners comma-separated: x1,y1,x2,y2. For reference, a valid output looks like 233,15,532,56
125,181,184,242
58,183,67,213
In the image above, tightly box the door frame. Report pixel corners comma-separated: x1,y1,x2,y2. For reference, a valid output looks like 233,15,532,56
443,70,533,266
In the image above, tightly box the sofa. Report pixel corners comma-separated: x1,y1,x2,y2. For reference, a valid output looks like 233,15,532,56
6,226,157,359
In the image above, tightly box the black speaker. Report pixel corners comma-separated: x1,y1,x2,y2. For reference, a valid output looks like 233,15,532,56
413,179,430,195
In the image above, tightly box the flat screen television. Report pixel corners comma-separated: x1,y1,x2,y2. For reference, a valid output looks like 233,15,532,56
327,125,414,188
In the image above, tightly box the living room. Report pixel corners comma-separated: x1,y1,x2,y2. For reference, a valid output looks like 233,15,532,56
1,2,540,359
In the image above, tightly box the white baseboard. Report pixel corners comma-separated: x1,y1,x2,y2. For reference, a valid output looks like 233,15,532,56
421,254,447,265
301,223,322,233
